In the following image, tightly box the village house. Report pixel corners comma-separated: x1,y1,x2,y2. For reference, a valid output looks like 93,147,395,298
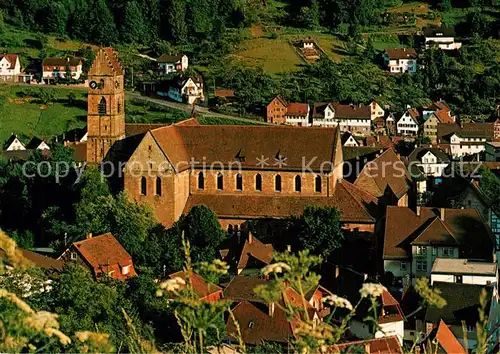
422,101,453,121
408,147,450,195
386,114,396,135
419,320,467,354
59,233,137,281
430,258,497,288
220,233,273,275
424,282,496,350
423,26,462,50
168,271,223,302
396,108,420,136
369,100,385,121
266,96,310,126
42,57,83,83
224,276,329,345
157,54,188,74
266,95,288,124
383,48,418,74
162,76,204,104
354,149,413,207
312,102,372,135
341,132,361,147
423,109,455,143
437,121,500,159
3,134,26,151
350,289,405,345
0,54,21,82
382,206,495,286
26,137,50,151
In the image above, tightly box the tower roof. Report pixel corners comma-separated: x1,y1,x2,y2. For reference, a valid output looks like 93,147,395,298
89,48,124,76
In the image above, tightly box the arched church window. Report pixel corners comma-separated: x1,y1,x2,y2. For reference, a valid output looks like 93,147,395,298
98,97,107,115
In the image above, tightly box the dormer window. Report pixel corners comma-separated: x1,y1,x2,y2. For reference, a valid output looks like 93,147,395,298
122,264,131,275
70,252,77,260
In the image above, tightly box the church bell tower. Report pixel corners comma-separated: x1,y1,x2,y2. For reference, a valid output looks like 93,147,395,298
86,48,125,164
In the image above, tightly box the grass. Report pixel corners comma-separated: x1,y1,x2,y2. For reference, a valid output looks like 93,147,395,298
232,36,305,73
0,85,87,144
125,99,189,124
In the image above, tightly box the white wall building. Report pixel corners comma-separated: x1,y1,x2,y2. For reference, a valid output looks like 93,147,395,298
449,133,487,158
396,109,419,136
42,58,83,81
0,54,21,82
157,54,189,75
312,103,371,135
431,258,497,288
4,135,26,151
424,27,462,50
383,48,418,74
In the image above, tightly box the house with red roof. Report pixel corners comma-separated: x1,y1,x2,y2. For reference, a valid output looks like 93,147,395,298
220,233,274,275
169,271,223,302
59,233,137,280
42,57,83,82
312,102,372,135
350,289,405,345
383,48,418,74
266,96,310,126
224,276,329,345
382,206,494,286
420,320,466,354
0,54,21,82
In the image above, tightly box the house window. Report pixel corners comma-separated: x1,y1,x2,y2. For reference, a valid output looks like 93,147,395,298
140,177,147,195
455,275,463,283
70,252,77,260
275,175,282,192
98,97,106,115
315,176,322,193
122,265,131,275
198,172,205,190
217,173,223,190
255,174,262,191
443,248,454,257
416,246,427,255
156,177,162,196
400,261,407,271
236,173,243,191
416,261,427,272
295,175,301,192
432,247,437,256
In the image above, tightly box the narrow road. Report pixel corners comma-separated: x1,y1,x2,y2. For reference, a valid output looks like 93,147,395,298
125,92,270,125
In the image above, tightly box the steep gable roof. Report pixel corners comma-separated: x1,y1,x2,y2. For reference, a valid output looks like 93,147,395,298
354,149,411,199
70,233,136,279
383,207,494,259
169,271,222,299
0,54,19,69
3,134,24,150
425,282,492,327
236,235,274,271
410,217,459,246
434,109,454,124
429,320,467,354
147,124,340,172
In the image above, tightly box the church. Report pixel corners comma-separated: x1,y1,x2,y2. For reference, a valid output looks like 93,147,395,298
84,48,378,232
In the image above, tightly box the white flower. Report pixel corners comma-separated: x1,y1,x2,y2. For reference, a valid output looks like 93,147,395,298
155,289,164,297
262,262,291,276
159,277,186,292
359,283,386,298
322,294,353,310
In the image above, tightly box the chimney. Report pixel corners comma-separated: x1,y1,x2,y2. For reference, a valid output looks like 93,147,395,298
440,208,445,220
416,206,421,216
248,233,253,244
86,232,92,239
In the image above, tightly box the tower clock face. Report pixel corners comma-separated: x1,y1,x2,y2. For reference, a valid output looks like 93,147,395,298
89,81,98,90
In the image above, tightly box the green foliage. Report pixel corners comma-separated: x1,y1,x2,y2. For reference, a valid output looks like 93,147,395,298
479,166,500,215
122,1,147,44
295,206,344,259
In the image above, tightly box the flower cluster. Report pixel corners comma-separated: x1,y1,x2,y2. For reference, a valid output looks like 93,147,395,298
198,259,230,276
157,277,186,296
262,262,291,276
322,294,353,310
0,272,54,298
359,283,386,298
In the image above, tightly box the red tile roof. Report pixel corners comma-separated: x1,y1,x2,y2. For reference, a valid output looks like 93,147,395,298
385,48,417,60
148,124,340,172
332,103,371,119
125,123,168,137
434,109,454,124
433,320,467,354
236,235,273,271
169,271,222,300
0,54,19,69
330,336,403,353
354,149,411,199
0,248,64,271
182,180,378,224
383,206,494,259
42,57,82,67
286,103,309,117
71,233,136,280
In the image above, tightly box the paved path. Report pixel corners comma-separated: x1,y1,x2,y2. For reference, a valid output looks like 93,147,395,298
126,92,270,125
